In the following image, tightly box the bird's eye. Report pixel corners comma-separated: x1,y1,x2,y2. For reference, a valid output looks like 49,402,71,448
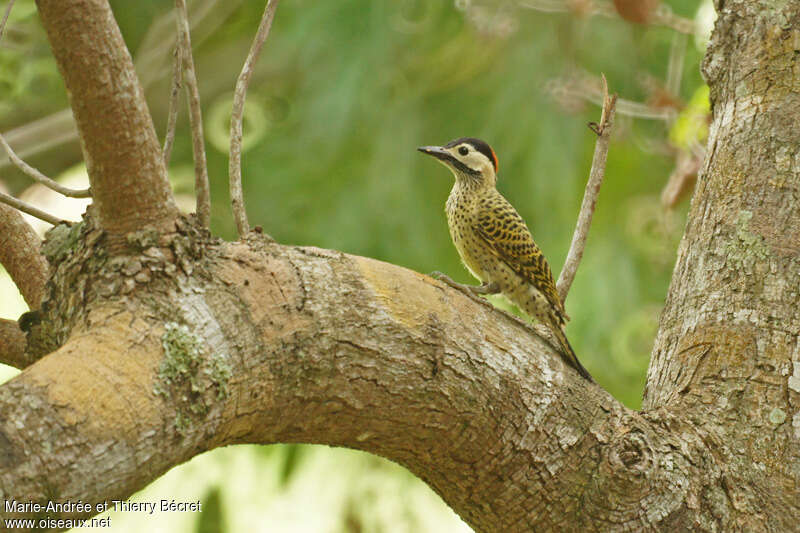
458,146,469,156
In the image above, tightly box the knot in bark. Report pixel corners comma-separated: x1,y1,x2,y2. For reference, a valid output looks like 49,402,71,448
608,429,654,474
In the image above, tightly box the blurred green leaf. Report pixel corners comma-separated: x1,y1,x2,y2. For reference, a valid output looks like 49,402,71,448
195,486,226,533
669,85,710,149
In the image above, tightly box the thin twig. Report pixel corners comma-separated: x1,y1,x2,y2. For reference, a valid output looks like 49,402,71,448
230,0,281,237
651,3,695,34
661,148,702,208
162,44,183,165
0,1,236,173
0,0,15,41
0,189,63,225
1,0,88,199
0,0,78,223
0,110,76,172
0,134,91,198
547,73,673,121
174,0,210,227
557,74,617,303
665,32,686,122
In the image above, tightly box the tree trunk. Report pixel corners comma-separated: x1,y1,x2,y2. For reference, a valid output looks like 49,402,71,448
1,1,798,531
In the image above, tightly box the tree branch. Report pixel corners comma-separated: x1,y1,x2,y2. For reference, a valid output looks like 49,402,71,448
174,0,211,228
0,240,715,532
557,76,616,302
0,318,29,369
35,0,178,238
0,204,48,308
2,3,797,532
229,0,281,237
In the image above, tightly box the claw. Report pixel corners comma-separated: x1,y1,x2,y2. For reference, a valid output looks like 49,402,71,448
471,281,500,295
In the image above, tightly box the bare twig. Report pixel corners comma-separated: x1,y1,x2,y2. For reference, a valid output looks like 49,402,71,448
136,0,231,90
174,0,210,227
661,148,703,208
0,318,28,369
0,0,14,41
0,0,89,201
0,203,49,307
547,73,673,121
0,111,77,172
0,134,91,198
229,0,281,237
0,0,70,228
666,32,687,100
162,44,183,165
1,1,242,173
651,3,695,34
557,74,617,303
0,190,63,225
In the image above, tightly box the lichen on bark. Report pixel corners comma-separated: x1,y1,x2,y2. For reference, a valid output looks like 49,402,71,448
154,322,232,433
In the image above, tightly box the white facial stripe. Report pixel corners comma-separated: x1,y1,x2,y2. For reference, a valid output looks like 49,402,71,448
448,145,493,174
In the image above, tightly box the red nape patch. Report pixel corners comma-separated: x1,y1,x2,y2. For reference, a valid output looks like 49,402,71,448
490,148,499,173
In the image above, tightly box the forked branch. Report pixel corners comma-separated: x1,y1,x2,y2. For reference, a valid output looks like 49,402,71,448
557,74,617,302
229,0,282,237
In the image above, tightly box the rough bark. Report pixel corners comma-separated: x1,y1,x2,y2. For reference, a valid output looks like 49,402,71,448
0,1,798,532
644,1,800,529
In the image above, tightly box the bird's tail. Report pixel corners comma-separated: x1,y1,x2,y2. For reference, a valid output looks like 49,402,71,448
549,321,594,382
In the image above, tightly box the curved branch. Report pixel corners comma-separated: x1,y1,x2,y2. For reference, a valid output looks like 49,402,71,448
0,241,716,532
0,134,91,198
35,0,178,237
0,204,48,307
0,318,27,368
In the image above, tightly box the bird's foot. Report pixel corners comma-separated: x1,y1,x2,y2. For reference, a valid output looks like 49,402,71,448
429,272,500,306
471,281,501,295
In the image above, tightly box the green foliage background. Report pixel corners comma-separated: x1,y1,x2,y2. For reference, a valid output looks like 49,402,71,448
0,0,710,530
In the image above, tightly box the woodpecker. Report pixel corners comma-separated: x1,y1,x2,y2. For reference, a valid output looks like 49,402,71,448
418,137,593,382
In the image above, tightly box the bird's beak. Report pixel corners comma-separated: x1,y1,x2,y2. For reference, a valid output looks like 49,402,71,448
417,145,451,163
